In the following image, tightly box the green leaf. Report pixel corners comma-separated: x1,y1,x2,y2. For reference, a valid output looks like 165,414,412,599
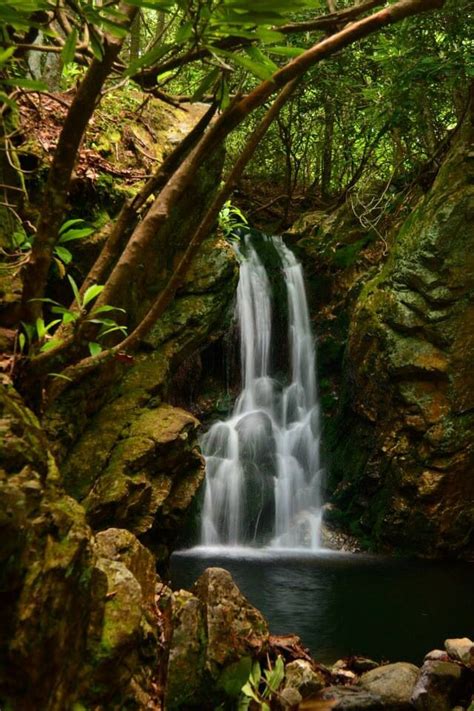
0,47,15,65
88,341,103,357
250,661,261,687
59,227,94,243
18,333,26,352
268,45,305,58
98,325,128,338
127,42,173,75
36,317,46,340
61,311,78,325
90,304,126,316
217,657,252,698
215,48,273,81
59,218,88,235
3,77,48,91
175,20,193,43
192,67,220,101
67,275,82,308
40,337,63,352
54,245,73,264
89,27,104,60
241,683,260,703
61,28,78,67
82,284,104,307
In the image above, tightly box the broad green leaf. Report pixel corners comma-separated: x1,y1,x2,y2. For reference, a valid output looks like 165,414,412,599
88,341,103,357
40,337,63,352
61,311,78,324
217,657,252,698
54,245,73,264
36,317,46,340
250,660,261,687
59,219,87,235
215,48,273,81
3,77,48,91
0,47,15,65
90,304,126,315
241,683,260,703
61,28,78,67
192,67,220,101
268,46,305,58
175,21,193,43
83,284,105,307
59,227,94,243
18,333,25,352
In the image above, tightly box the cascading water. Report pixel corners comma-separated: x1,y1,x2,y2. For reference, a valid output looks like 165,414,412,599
200,233,323,550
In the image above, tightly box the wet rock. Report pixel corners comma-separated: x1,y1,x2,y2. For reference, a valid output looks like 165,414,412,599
80,403,205,559
349,657,380,673
358,662,419,708
284,659,325,698
279,686,303,709
445,638,474,666
166,567,269,709
328,94,474,556
0,385,165,710
318,685,383,709
166,590,207,709
94,528,157,607
425,649,450,662
412,660,465,711
320,518,362,552
194,567,269,673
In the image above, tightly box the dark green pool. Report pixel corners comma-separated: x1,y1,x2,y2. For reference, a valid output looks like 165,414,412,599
171,547,474,665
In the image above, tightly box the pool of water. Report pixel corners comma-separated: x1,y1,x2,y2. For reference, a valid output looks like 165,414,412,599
171,546,474,665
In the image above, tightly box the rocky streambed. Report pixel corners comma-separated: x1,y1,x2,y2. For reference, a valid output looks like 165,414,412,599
165,566,474,710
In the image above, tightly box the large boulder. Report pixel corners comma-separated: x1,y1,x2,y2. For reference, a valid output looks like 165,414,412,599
328,94,474,555
358,662,419,709
411,660,466,711
0,385,167,710
166,567,269,709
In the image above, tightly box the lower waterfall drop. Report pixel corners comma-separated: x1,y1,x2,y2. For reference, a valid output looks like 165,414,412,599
200,233,323,549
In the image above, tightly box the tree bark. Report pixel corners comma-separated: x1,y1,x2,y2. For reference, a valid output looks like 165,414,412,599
20,2,137,323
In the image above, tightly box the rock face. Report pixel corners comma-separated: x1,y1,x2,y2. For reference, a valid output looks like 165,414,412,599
0,385,168,710
328,99,474,555
44,231,238,564
166,567,269,709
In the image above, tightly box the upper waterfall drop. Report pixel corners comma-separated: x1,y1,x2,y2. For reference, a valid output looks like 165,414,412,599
200,232,323,550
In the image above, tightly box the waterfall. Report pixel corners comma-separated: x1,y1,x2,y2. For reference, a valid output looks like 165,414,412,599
200,233,323,550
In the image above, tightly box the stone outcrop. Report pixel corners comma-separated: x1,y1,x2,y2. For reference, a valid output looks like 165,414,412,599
166,567,269,709
0,385,169,710
326,98,474,556
52,231,237,564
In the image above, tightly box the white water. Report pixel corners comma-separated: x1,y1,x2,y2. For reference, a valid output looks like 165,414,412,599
200,234,323,550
